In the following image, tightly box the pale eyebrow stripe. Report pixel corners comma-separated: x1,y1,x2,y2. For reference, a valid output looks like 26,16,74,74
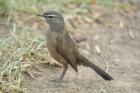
45,14,57,17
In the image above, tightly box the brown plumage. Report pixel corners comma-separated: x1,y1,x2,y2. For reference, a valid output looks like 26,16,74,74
37,11,113,81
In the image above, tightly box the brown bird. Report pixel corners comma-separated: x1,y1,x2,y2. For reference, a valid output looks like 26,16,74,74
37,11,113,81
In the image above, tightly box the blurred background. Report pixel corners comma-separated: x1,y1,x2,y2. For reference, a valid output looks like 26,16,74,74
0,0,140,93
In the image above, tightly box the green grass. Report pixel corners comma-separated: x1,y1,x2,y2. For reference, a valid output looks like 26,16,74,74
0,0,89,15
97,0,115,8
0,0,117,16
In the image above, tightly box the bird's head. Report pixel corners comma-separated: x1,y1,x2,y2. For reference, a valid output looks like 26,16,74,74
37,11,64,31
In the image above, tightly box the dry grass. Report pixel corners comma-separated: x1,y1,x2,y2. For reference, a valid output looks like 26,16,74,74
0,23,48,92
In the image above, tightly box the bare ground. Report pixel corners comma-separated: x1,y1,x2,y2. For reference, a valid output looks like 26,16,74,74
23,4,140,93
0,1,140,93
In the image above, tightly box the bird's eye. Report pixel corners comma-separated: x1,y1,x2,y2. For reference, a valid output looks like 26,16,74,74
44,15,53,18
48,16,53,18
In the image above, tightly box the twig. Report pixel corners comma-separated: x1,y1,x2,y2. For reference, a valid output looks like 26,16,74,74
25,70,35,79
100,54,109,72
128,28,135,40
75,38,86,43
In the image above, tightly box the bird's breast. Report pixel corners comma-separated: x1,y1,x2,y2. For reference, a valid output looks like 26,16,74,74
46,31,58,47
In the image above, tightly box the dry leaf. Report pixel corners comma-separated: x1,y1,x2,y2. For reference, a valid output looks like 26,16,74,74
128,28,135,40
91,0,96,4
119,21,124,28
82,16,93,24
95,45,101,54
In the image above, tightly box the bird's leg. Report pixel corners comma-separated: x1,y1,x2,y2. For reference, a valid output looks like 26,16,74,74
58,64,68,80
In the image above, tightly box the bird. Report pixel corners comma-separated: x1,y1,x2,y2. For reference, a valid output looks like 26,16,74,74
37,11,113,81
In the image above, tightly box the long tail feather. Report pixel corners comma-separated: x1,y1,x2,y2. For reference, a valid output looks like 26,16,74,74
78,55,113,81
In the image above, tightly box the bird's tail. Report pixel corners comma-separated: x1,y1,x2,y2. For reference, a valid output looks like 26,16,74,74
78,55,113,81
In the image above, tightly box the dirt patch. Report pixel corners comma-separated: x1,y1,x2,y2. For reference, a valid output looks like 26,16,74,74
23,3,140,92
0,1,138,93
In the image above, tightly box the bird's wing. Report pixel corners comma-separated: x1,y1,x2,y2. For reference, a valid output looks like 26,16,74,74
55,32,78,72
46,31,68,65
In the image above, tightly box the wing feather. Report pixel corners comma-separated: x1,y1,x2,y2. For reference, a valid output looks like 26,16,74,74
56,32,78,72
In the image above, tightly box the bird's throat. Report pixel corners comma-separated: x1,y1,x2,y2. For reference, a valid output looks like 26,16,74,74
48,24,64,33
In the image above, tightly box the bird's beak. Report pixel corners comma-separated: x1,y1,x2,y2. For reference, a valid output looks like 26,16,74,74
37,14,44,17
